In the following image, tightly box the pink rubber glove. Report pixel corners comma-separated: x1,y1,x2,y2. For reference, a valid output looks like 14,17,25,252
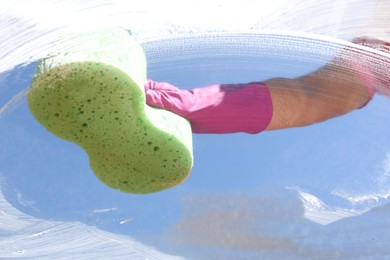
352,37,390,99
144,80,273,134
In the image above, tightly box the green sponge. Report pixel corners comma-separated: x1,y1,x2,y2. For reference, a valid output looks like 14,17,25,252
27,28,193,194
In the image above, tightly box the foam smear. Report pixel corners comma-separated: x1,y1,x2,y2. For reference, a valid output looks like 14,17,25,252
0,179,184,259
0,0,384,73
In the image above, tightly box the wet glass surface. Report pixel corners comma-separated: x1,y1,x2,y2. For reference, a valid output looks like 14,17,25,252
1,1,390,258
